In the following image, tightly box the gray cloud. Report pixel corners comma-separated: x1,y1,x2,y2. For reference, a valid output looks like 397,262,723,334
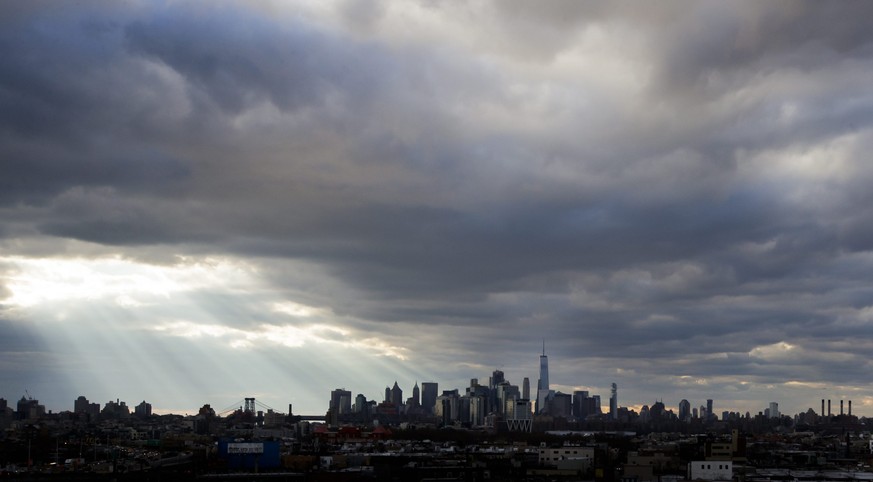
2,1,873,415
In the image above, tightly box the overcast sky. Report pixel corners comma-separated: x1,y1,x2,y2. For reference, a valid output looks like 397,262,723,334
2,1,873,418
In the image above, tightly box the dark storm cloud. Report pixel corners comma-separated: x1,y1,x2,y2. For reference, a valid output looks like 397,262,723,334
123,10,360,114
0,5,194,206
3,1,873,414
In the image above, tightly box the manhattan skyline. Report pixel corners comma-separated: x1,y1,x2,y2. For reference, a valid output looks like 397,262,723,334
2,2,873,418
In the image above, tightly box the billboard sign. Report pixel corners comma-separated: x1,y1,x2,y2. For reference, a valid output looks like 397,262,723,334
227,442,264,454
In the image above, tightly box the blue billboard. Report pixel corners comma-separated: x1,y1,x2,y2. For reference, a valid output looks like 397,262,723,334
217,440,281,469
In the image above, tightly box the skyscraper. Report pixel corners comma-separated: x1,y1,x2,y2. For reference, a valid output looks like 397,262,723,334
678,399,691,422
354,394,368,414
536,341,554,414
706,399,714,422
609,383,618,420
522,377,530,400
491,369,505,389
572,391,589,419
421,382,438,414
412,382,420,406
538,340,549,391
390,381,403,407
330,389,352,414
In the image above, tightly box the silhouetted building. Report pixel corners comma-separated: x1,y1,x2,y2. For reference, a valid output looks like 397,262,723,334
194,403,216,434
572,391,588,419
135,400,152,417
411,382,420,407
470,395,486,426
609,383,618,420
435,390,460,425
354,394,369,415
17,395,45,420
550,392,572,418
679,399,691,422
421,382,438,414
491,369,505,389
330,389,352,415
536,342,553,414
101,399,130,419
390,381,403,408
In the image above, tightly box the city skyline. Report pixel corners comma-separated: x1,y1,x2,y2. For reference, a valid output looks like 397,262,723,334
3,2,873,419
0,345,864,420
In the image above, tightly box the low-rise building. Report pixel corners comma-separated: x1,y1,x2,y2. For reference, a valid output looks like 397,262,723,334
688,460,732,481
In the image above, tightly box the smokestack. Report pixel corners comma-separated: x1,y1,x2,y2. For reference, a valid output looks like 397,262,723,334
828,399,831,416
821,399,825,416
840,400,844,415
849,400,852,416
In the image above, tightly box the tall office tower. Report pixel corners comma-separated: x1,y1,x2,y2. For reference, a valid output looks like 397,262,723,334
330,389,352,414
412,382,420,406
538,341,549,390
609,383,618,420
678,399,691,422
522,378,530,400
354,394,367,413
536,341,553,414
572,391,589,419
435,389,460,424
384,387,390,403
706,399,714,422
390,382,403,407
769,402,779,419
421,382,439,414
470,395,486,426
550,392,572,418
491,370,505,389
496,382,520,415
